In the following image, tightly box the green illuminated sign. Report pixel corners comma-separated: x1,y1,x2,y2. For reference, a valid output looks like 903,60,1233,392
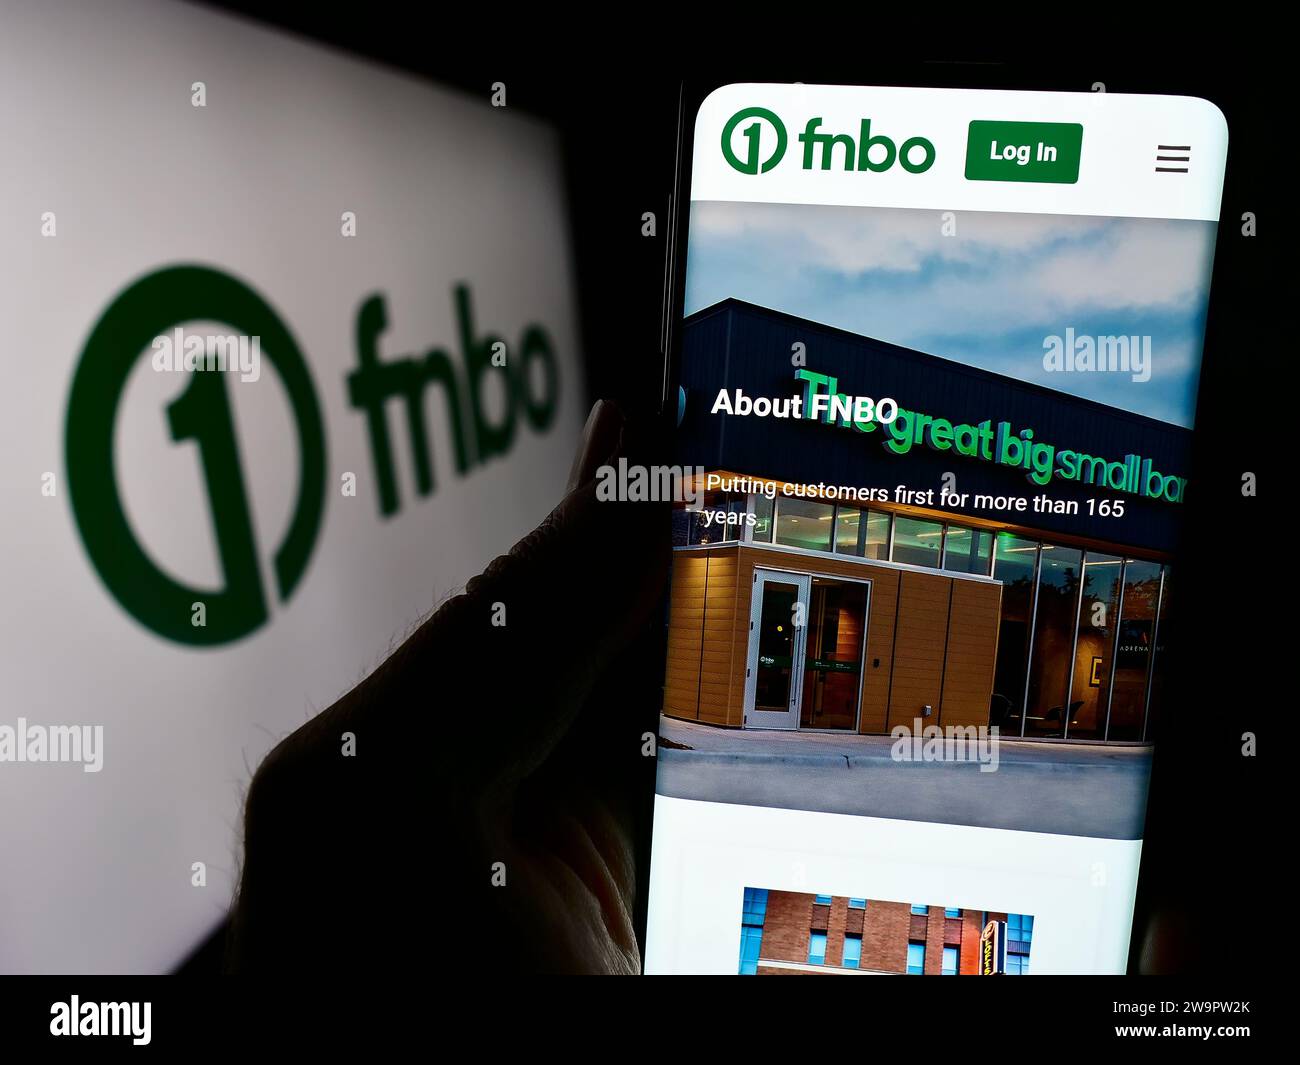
793,368,1187,504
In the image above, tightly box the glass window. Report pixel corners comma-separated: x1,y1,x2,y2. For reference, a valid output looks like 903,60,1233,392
814,894,832,905
944,907,960,918
742,887,768,925
751,492,774,543
1003,915,1032,974
1107,560,1163,740
808,931,827,965
775,496,834,552
670,506,692,547
991,534,1039,734
739,925,764,975
910,904,928,914
848,898,867,910
1024,545,1083,737
1146,569,1172,740
942,946,958,975
942,525,993,575
687,490,744,546
1007,913,1033,945
833,507,891,559
864,511,891,560
835,505,864,555
685,505,708,547
891,515,943,568
843,934,863,969
906,942,925,975
739,888,768,976
1069,552,1124,738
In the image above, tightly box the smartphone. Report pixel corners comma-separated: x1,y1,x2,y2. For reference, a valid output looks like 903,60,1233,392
644,80,1228,975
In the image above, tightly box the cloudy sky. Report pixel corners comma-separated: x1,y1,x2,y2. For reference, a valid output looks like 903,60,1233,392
684,201,1217,427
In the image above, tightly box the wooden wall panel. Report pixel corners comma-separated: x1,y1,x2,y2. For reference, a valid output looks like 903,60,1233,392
940,579,1003,729
887,571,952,730
699,552,739,725
730,551,757,728
859,568,898,735
662,554,707,720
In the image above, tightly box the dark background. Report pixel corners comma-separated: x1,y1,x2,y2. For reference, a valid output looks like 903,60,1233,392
188,3,1275,983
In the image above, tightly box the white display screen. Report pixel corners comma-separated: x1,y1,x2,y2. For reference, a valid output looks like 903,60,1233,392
0,0,583,973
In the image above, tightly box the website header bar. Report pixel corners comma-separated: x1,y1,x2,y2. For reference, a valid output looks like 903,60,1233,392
692,84,1227,221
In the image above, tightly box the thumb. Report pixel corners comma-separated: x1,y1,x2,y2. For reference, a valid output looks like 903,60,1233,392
230,400,671,970
316,400,673,792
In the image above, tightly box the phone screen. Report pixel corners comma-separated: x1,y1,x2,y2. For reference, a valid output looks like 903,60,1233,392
645,83,1227,975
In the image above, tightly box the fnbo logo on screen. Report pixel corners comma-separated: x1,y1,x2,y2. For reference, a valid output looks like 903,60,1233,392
64,264,559,646
721,106,936,176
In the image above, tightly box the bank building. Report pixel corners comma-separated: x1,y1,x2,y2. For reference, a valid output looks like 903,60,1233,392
664,300,1185,742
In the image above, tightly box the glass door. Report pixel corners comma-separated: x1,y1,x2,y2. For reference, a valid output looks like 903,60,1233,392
744,569,811,729
799,577,870,730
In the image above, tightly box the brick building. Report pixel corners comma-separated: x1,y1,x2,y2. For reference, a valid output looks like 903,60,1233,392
739,888,1033,975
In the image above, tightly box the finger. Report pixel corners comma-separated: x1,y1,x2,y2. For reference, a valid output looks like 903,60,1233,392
428,401,673,789
253,400,673,794
230,400,672,970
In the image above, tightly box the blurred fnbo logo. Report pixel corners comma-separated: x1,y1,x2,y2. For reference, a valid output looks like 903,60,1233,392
65,265,559,646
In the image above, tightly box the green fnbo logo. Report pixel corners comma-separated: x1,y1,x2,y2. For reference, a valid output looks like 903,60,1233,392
66,265,327,646
66,264,561,648
721,106,789,174
722,107,936,175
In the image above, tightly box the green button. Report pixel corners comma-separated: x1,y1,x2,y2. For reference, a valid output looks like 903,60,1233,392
965,121,1083,183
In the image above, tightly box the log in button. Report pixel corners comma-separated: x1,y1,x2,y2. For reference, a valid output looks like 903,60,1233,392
964,121,1083,183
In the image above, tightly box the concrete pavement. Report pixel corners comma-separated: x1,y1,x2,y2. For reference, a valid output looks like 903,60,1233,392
656,716,1153,839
